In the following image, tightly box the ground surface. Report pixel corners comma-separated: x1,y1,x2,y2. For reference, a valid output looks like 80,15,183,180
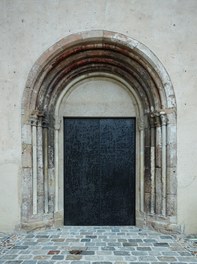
0,226,197,264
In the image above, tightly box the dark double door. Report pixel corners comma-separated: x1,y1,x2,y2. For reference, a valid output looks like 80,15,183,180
64,118,136,225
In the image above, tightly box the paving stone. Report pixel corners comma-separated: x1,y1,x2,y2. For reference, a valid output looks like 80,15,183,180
151,262,168,264
4,260,22,264
172,263,187,264
136,246,151,251
96,242,106,246
96,250,113,255
32,250,48,255
138,255,157,261
66,239,79,242
177,257,197,262
36,235,49,238
126,262,149,264
122,256,137,261
81,239,91,242
84,256,105,261
103,256,124,261
154,242,169,247
123,242,137,247
118,239,127,242
71,261,90,264
132,251,148,256
81,251,95,255
3,260,22,264
51,255,64,260
162,251,179,256
22,261,37,264
160,235,173,239
143,239,157,243
108,243,120,246
179,251,193,256
0,255,18,260
101,246,115,251
33,255,51,260
85,242,96,246
47,250,60,255
92,262,112,264
66,255,82,260
114,251,130,256
18,250,31,254
148,250,161,256
22,242,38,246
157,256,177,261
57,262,70,264
18,255,33,260
12,246,28,250
26,235,35,238
51,239,65,242
37,260,55,264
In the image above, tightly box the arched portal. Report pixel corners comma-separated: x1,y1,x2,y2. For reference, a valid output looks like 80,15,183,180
21,30,177,231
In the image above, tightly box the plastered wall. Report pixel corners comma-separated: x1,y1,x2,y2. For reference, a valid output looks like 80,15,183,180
0,0,197,234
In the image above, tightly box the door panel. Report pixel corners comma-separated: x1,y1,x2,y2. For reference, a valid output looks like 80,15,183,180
64,118,135,225
64,119,100,225
99,119,135,225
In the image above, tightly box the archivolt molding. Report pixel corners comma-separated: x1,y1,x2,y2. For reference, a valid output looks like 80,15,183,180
21,30,177,232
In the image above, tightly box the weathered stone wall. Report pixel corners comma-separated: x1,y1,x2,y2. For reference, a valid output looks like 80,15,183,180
0,0,197,234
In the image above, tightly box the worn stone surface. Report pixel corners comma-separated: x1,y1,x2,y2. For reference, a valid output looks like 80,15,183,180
0,226,197,263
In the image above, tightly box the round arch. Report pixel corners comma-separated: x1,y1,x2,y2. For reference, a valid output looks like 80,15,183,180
21,30,177,231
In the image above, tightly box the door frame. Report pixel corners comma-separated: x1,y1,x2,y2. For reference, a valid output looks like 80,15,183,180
21,30,178,232
55,74,143,227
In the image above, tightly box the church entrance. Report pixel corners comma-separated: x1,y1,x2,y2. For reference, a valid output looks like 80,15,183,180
64,118,136,225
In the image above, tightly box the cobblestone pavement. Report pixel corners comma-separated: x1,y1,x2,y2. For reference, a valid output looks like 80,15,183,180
0,226,197,264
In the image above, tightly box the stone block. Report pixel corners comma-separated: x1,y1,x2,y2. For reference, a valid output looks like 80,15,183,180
166,143,177,168
167,194,177,216
166,168,177,195
22,144,32,168
22,124,32,145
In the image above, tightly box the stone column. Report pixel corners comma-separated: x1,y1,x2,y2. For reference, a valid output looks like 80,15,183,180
37,117,44,214
155,114,162,215
149,114,155,215
48,119,56,213
138,118,145,212
144,115,151,213
31,117,38,215
43,118,49,214
54,118,61,212
160,112,167,217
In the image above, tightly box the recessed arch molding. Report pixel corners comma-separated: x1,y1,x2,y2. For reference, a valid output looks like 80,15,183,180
21,30,178,232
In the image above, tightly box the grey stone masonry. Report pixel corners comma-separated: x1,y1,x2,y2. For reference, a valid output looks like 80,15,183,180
0,226,197,263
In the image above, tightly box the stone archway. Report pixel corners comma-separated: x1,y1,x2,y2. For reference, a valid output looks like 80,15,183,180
21,30,177,232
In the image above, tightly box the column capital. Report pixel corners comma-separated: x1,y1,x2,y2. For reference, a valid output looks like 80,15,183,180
149,113,155,128
160,112,168,126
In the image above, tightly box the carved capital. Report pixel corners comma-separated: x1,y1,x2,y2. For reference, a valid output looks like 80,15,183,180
42,117,49,128
160,113,168,126
149,113,155,128
29,116,38,126
155,115,161,127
